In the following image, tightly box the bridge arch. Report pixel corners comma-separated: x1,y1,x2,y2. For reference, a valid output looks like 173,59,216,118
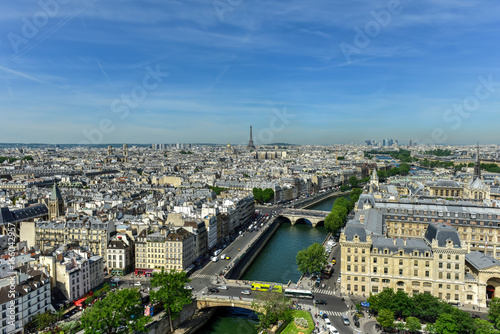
196,298,254,312
294,218,313,226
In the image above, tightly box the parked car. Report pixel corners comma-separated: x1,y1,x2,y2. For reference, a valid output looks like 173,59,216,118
241,290,251,295
185,285,193,290
208,288,219,293
219,285,228,290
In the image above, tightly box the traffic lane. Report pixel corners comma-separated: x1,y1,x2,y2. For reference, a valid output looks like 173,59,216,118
200,234,253,276
200,226,269,276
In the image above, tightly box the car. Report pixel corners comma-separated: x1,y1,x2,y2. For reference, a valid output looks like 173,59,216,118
225,256,231,260
341,314,350,325
241,290,251,295
219,285,228,290
327,324,339,334
331,258,336,265
116,325,126,332
471,314,480,319
134,281,141,286
337,276,341,283
208,288,219,293
314,299,327,305
324,317,331,326
220,254,226,260
185,285,193,290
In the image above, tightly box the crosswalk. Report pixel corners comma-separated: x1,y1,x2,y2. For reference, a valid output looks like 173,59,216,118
312,287,336,296
320,310,346,317
191,273,216,279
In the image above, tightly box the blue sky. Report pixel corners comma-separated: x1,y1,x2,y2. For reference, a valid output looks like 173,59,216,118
1,0,500,145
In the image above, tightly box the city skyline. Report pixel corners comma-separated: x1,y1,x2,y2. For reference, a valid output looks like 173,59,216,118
1,0,500,145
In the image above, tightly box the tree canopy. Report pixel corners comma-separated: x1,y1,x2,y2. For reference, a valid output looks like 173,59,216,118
150,268,193,332
253,187,275,203
377,309,395,329
296,242,328,275
80,288,151,334
251,291,292,331
489,297,500,329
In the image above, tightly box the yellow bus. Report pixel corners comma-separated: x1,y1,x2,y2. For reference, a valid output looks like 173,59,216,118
251,282,271,291
251,282,283,293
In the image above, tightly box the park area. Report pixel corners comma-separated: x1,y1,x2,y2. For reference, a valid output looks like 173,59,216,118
281,310,315,334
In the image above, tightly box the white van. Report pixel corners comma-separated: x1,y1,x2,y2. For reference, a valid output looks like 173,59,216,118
212,256,219,262
220,254,226,260
214,249,221,256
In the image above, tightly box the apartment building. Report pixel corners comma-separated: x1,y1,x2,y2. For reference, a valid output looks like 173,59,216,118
135,227,195,276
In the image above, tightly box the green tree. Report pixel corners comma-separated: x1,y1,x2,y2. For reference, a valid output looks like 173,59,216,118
399,163,411,175
348,175,358,187
150,268,193,333
251,291,292,331
80,288,151,334
340,184,350,192
368,288,395,315
262,188,275,203
32,312,56,331
412,292,445,323
475,318,500,334
433,313,459,334
393,290,414,318
296,242,328,275
377,309,395,330
377,169,388,180
253,188,263,203
489,297,500,328
405,316,422,334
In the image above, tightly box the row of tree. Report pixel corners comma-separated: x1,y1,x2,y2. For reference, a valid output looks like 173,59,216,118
80,269,192,334
365,149,417,163
368,289,499,334
376,162,411,181
252,187,275,203
0,156,33,163
324,188,362,234
209,185,228,195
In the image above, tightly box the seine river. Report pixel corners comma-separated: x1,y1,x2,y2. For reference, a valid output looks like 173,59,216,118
195,196,340,334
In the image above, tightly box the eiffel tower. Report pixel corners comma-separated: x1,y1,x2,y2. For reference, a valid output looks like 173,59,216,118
247,125,255,149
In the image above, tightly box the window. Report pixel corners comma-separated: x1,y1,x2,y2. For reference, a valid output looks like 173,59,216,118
399,260,403,266
373,267,377,274
384,268,388,274
414,260,418,266
439,272,443,279
373,258,377,263
439,263,443,269
347,256,351,262
399,269,403,275
414,269,418,276
425,261,429,267
467,295,473,300
455,264,459,270
384,258,388,264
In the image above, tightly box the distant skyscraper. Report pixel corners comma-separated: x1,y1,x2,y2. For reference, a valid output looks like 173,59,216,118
247,125,255,149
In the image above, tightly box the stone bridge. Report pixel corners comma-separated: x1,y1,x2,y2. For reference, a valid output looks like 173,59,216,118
279,209,328,227
196,297,254,311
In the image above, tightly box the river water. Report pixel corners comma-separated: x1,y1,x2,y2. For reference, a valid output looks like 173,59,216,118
195,196,340,334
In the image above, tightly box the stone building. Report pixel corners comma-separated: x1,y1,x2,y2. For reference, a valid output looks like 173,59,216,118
134,226,195,276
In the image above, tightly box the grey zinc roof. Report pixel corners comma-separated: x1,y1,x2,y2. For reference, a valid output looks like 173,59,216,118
356,194,376,210
424,222,461,248
0,207,15,225
372,236,430,254
355,208,384,236
344,222,367,242
466,251,500,270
